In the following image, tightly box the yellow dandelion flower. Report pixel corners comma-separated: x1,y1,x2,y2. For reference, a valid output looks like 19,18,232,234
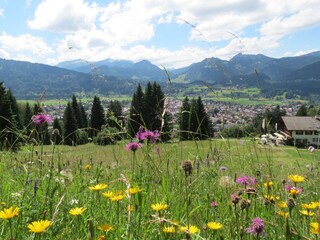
301,203,317,209
88,184,108,191
102,191,114,198
151,203,168,211
128,187,142,195
97,224,113,232
288,175,304,183
277,211,289,218
310,201,320,207
310,222,319,235
69,207,86,216
277,201,287,208
0,206,20,220
263,181,273,188
163,226,176,233
264,195,280,202
85,164,91,170
300,210,315,216
179,225,200,234
207,222,223,230
289,188,300,196
27,220,51,233
97,235,106,240
109,194,126,202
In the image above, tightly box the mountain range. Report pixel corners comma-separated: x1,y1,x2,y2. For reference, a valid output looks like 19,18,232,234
1,51,320,99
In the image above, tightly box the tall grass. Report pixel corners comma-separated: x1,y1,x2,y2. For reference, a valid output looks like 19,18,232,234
0,138,319,239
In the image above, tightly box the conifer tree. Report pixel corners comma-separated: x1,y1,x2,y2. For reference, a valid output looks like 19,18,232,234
178,96,212,140
79,102,88,128
142,82,154,129
63,102,78,146
33,103,42,114
151,82,165,130
106,100,123,130
128,84,144,137
0,82,16,150
90,96,105,137
71,95,83,128
7,89,22,130
178,97,191,140
296,104,308,116
24,102,33,130
189,98,199,138
195,96,212,139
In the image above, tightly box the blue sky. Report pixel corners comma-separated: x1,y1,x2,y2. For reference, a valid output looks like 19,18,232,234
0,0,320,68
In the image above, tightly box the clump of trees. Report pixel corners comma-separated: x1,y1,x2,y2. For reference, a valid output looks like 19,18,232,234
0,80,216,149
178,96,213,140
128,82,172,142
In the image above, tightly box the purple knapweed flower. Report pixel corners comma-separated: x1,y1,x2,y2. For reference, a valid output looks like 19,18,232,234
231,193,240,205
32,114,53,125
136,128,160,144
135,126,144,140
210,201,218,208
236,176,256,187
246,217,266,238
125,142,142,152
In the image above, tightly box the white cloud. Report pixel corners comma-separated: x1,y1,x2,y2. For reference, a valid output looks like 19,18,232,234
293,49,319,57
0,8,4,17
0,48,10,59
8,0,320,68
28,0,98,33
0,32,53,60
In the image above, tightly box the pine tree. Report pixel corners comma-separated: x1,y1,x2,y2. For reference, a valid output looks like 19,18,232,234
195,96,212,139
0,82,16,150
178,97,191,140
106,100,123,130
71,95,83,128
7,89,22,130
79,102,88,128
63,102,78,146
23,102,33,130
189,98,199,138
142,82,154,129
128,84,144,137
33,103,42,114
90,96,105,137
151,82,165,131
296,104,308,116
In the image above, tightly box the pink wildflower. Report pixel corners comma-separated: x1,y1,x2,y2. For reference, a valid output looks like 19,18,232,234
125,142,142,152
32,114,52,125
246,217,266,238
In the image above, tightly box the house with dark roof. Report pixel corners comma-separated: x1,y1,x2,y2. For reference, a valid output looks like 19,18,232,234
281,116,320,146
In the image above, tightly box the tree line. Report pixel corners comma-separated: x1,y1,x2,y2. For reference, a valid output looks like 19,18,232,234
0,81,213,150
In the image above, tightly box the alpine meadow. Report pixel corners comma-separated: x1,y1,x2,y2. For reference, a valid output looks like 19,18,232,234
1,0,320,239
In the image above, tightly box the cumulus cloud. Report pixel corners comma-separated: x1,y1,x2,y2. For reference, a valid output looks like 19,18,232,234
0,8,4,17
10,0,320,68
0,32,53,61
28,0,98,33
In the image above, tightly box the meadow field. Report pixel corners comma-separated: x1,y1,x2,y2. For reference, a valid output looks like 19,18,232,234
0,138,319,239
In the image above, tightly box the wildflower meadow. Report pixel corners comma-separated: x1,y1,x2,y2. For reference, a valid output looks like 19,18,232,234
0,128,319,239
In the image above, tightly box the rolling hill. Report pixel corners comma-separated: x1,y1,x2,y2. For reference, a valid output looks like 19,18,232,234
1,51,320,99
